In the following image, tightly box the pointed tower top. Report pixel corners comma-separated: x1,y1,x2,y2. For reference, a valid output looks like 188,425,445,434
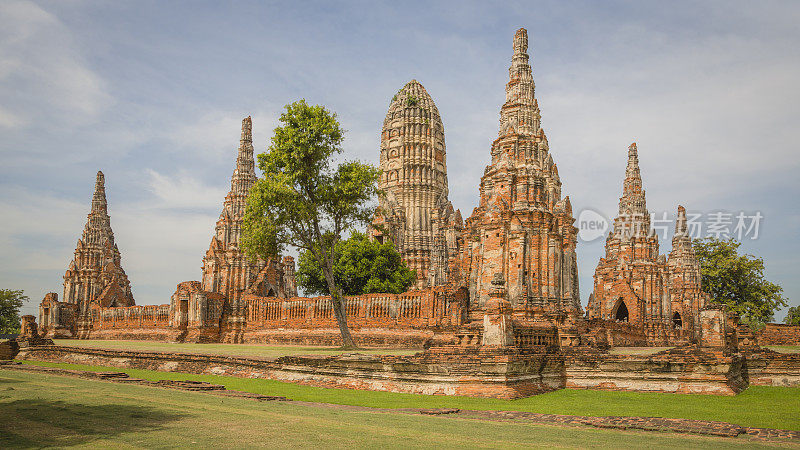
626,142,639,172
499,27,538,139
621,142,645,212
675,205,688,236
230,116,256,196
91,170,107,215
513,28,528,55
241,116,252,143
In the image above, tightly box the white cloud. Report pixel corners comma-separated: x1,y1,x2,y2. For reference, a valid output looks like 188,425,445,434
145,169,227,210
0,0,111,129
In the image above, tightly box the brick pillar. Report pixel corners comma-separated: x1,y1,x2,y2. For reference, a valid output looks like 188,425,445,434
482,273,514,347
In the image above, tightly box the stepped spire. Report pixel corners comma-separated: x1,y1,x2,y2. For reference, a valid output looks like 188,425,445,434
370,79,459,288
231,116,256,196
619,143,646,216
675,205,688,236
62,171,135,308
499,28,540,139
91,171,107,216
201,116,297,301
612,143,651,238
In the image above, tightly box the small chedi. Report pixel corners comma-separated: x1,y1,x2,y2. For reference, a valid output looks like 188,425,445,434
31,27,799,399
370,80,462,288
586,143,710,346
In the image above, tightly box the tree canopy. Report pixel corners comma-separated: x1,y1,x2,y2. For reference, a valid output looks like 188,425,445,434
693,238,787,328
297,232,415,296
785,306,800,326
0,289,27,334
242,100,381,348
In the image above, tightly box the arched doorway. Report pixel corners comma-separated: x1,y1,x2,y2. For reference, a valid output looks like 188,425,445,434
672,312,683,329
613,298,629,322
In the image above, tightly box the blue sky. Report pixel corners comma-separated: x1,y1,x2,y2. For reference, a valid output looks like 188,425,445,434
2,0,798,319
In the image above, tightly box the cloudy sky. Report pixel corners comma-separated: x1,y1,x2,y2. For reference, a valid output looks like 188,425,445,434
2,0,798,320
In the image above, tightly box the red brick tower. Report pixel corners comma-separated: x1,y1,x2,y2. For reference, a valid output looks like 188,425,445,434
62,171,135,311
200,117,296,302
459,28,581,323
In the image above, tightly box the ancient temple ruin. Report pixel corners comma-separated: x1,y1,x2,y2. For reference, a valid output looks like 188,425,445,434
198,116,296,302
456,28,581,323
172,117,297,342
40,171,135,337
370,80,462,288
586,143,709,344
37,28,696,347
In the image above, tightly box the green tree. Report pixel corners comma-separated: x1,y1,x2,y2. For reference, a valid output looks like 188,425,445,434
0,289,28,334
693,238,787,329
785,306,800,325
297,232,415,296
242,100,380,349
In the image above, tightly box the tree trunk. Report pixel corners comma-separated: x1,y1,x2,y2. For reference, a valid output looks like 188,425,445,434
321,265,357,349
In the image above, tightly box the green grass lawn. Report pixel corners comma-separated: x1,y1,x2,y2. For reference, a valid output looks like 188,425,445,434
19,359,800,431
0,369,783,448
764,345,800,354
53,339,420,358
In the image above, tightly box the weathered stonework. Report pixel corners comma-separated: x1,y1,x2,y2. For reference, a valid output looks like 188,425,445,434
370,80,462,288
39,172,135,338
200,117,296,302
170,117,298,343
587,144,710,345
26,27,799,400
456,28,581,326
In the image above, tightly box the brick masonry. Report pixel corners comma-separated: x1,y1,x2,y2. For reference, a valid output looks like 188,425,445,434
755,324,800,346
17,341,798,398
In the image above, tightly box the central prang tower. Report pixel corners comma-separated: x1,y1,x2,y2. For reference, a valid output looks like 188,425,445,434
459,28,581,322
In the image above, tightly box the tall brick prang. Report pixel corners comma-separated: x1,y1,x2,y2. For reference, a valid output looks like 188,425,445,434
62,171,135,310
200,116,296,302
458,28,581,321
587,143,709,344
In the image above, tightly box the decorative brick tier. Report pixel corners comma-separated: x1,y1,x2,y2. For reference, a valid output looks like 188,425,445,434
743,349,800,387
15,345,564,399
565,346,748,395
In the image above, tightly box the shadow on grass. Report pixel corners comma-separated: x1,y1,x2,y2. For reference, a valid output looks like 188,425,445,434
0,399,185,447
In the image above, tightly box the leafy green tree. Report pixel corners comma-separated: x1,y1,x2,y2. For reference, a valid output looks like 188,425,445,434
297,232,415,296
242,100,380,349
693,238,787,329
785,306,800,326
0,289,28,334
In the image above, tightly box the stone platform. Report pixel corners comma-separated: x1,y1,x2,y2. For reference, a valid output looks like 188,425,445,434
16,343,796,398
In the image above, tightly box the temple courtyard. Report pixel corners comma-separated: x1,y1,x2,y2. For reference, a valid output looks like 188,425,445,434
3,340,800,447
2,357,799,448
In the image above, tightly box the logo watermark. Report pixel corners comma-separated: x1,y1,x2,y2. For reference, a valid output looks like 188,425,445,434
577,209,763,243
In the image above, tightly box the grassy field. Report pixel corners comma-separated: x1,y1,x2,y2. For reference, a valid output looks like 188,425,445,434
765,346,800,354
19,359,800,431
0,369,785,449
53,339,420,358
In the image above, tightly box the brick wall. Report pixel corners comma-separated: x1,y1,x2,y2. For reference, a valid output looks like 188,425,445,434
243,286,466,332
756,324,800,346
88,304,171,330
